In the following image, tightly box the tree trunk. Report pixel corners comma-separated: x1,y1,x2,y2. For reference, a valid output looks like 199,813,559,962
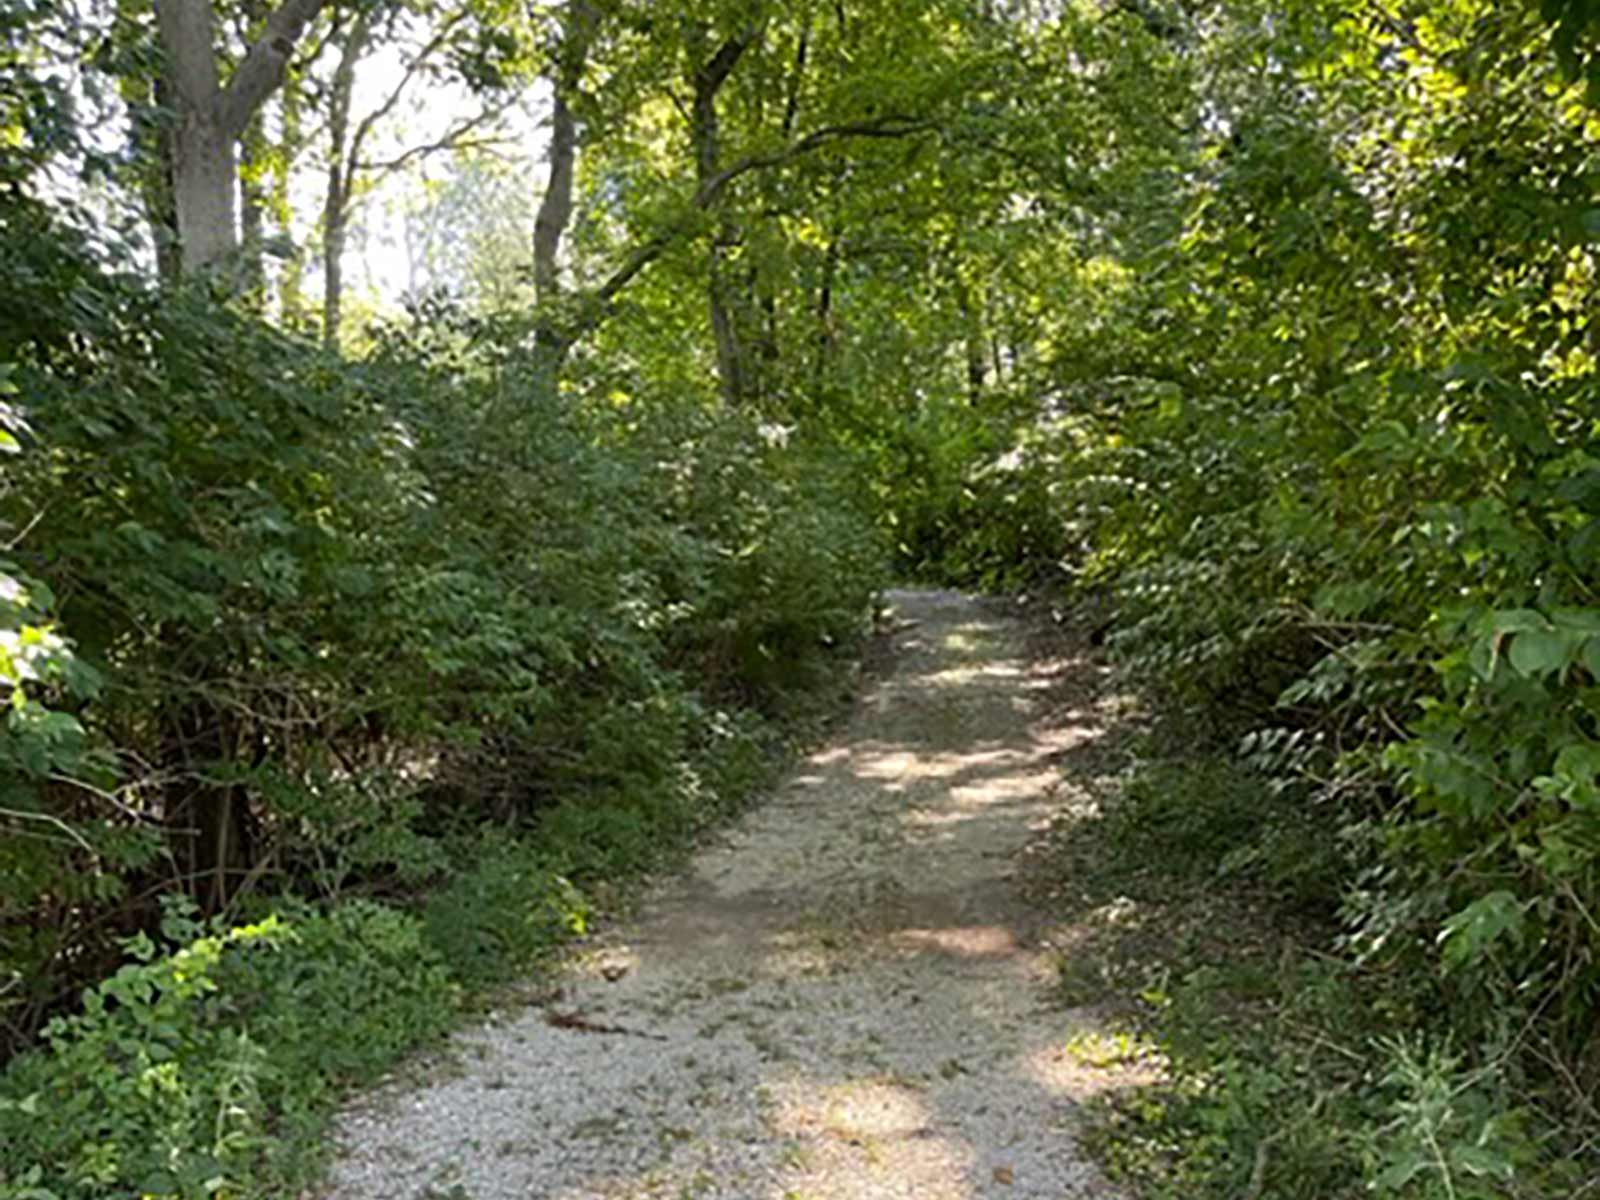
688,21,762,406
322,204,346,345
532,86,577,303
155,0,329,275
320,9,371,347
959,283,986,403
320,37,355,345
240,109,268,302
163,700,254,916
813,239,837,386
707,241,748,405
529,1,599,390
172,108,239,274
276,73,307,325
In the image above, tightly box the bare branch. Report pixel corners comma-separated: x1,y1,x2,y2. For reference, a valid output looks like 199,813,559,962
355,119,516,176
345,9,474,172
3,505,47,552
0,805,94,852
46,773,164,825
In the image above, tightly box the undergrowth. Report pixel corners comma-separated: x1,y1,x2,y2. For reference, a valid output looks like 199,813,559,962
0,196,886,1200
0,648,863,1200
1022,618,1598,1200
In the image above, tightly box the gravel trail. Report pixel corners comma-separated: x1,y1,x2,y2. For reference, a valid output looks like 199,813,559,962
324,588,1128,1200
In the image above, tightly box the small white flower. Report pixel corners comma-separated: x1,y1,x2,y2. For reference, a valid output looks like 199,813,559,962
756,422,794,449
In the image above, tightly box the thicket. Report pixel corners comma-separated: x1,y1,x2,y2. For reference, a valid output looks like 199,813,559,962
10,0,1600,1192
883,1,1600,1192
0,190,883,1197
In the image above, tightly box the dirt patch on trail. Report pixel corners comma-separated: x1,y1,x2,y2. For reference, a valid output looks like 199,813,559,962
324,588,1146,1200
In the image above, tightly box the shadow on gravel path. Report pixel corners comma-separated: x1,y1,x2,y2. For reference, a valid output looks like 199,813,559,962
324,588,1145,1200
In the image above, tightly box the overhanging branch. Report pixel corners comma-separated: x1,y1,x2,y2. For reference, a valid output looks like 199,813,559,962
695,115,932,205
563,114,933,345
356,126,515,175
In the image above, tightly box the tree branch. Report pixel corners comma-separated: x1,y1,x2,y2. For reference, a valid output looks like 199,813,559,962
696,115,932,204
356,125,515,175
345,9,473,171
570,114,932,342
693,24,763,96
781,18,812,139
219,0,331,140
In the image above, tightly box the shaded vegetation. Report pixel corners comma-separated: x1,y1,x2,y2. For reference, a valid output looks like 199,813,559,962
1020,615,1592,1199
8,0,1600,1195
0,188,881,1195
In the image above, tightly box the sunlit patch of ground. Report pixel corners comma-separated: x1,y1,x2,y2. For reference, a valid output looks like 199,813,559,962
323,590,1143,1200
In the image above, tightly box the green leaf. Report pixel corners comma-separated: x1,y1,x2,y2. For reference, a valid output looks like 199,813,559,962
1490,609,1551,635
1449,1142,1515,1180
1507,629,1569,677
1584,637,1600,680
1438,891,1526,971
1372,1153,1428,1191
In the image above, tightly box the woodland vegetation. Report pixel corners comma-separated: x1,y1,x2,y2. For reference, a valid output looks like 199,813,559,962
3,0,1600,1196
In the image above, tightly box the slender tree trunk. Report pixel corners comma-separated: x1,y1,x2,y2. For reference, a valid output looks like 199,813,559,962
813,239,837,386
163,695,254,916
688,21,761,406
959,283,986,403
529,1,599,388
758,285,780,376
322,210,347,345
321,10,371,347
277,73,307,325
532,85,577,303
240,109,268,302
707,245,747,404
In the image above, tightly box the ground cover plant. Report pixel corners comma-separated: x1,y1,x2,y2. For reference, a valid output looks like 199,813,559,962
1018,615,1594,1200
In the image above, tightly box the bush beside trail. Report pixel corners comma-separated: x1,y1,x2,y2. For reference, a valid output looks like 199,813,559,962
0,197,886,1199
871,7,1600,1194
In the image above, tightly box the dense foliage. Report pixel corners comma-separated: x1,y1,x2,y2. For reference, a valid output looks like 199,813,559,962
7,0,1600,1193
0,184,881,1194
869,1,1600,1192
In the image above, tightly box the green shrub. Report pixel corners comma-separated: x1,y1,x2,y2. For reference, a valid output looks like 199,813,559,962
1100,758,1343,913
0,899,452,1199
0,205,883,1059
421,843,590,989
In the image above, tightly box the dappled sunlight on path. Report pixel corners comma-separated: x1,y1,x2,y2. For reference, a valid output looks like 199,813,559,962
323,589,1134,1200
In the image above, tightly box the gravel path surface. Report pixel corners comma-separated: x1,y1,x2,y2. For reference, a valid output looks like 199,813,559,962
323,588,1130,1200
